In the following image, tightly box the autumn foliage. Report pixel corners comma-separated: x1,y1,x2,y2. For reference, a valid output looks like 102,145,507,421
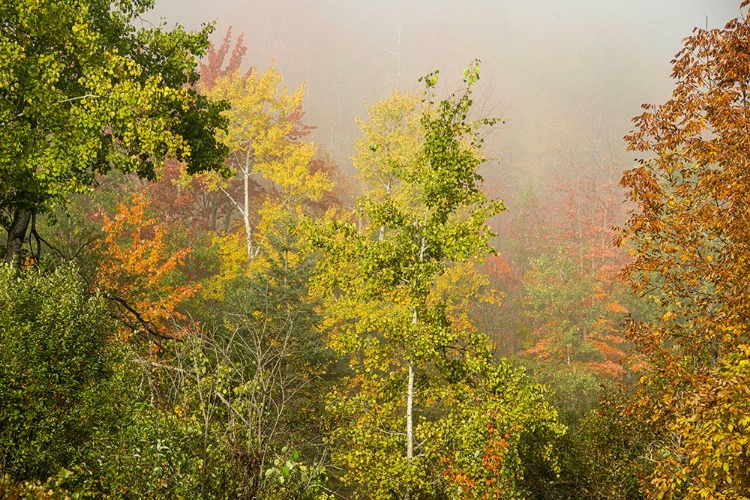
8,2,750,498
96,193,201,339
620,3,750,497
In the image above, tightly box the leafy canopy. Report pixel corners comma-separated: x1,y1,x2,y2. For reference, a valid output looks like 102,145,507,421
620,2,750,497
0,0,228,234
316,62,562,499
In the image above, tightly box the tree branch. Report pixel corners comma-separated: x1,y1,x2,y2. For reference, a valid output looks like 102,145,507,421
103,292,176,342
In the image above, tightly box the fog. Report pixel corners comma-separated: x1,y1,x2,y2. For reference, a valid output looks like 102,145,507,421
146,1,741,193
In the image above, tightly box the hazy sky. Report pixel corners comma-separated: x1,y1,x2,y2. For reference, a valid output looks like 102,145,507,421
145,1,742,188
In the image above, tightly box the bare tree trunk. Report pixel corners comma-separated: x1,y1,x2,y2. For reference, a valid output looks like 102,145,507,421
405,213,430,499
4,206,32,267
219,161,257,260
405,308,416,500
243,165,254,258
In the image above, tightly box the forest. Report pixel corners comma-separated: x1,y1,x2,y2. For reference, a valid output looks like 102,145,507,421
0,0,749,498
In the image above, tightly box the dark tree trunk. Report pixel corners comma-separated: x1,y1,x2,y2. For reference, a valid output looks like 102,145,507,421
4,206,32,267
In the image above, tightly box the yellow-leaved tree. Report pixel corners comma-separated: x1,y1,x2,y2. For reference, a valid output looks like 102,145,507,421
159,38,339,497
314,67,563,499
203,62,330,261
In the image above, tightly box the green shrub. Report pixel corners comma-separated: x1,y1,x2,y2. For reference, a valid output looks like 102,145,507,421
0,264,120,482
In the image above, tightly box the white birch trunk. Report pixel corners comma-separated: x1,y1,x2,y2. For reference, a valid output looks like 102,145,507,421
219,150,259,261
242,165,253,258
407,311,416,462
405,210,428,500
405,326,415,500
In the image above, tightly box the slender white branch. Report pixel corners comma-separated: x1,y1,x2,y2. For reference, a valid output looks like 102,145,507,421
55,94,102,104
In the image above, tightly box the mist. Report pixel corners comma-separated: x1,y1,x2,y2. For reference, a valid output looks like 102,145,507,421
146,0,741,192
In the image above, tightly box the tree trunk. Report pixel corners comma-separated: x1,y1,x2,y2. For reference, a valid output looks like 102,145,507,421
405,308,416,500
4,206,32,267
405,222,427,500
243,165,254,259
405,360,414,500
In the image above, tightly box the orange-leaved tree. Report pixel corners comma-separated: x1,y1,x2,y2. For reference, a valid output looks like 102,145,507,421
96,193,201,340
620,2,750,497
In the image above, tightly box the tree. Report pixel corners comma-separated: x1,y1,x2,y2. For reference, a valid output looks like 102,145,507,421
163,253,334,499
202,53,328,259
316,64,562,499
0,0,228,265
198,27,248,92
620,2,750,497
352,90,423,223
95,192,202,340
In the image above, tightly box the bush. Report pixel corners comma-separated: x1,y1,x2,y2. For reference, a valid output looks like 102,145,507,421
0,264,121,482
